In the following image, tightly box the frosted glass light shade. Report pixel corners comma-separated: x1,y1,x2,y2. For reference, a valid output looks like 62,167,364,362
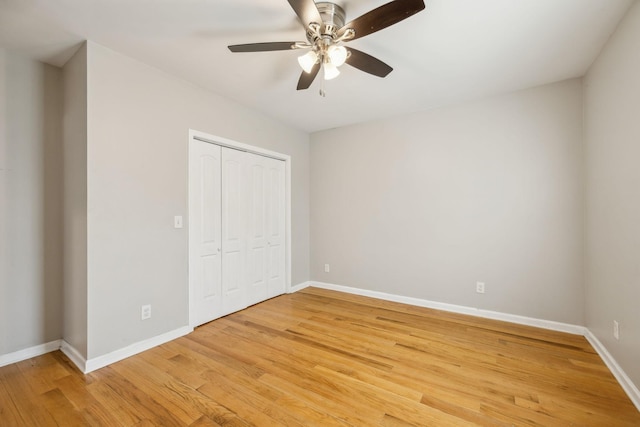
328,45,347,67
323,61,340,80
297,51,318,73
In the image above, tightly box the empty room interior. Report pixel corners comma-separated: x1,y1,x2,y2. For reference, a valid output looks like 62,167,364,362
1,0,640,425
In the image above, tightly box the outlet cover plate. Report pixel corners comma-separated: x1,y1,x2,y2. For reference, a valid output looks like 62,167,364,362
141,304,152,320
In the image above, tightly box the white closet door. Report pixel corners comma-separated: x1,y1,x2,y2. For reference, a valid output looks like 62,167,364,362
265,156,286,298
245,155,269,306
189,140,222,326
246,154,286,304
221,147,247,315
190,136,287,327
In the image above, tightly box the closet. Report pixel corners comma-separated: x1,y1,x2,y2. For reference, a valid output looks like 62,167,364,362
189,137,286,327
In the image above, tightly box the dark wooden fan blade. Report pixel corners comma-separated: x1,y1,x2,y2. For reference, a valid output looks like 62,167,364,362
337,0,425,41
345,48,393,77
297,61,321,90
228,42,298,52
287,0,323,28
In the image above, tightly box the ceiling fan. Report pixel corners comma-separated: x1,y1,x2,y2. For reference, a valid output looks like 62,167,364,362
228,0,426,92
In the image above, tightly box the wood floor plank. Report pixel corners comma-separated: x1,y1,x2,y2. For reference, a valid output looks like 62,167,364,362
85,376,145,425
16,352,73,396
1,287,638,426
39,388,88,427
259,368,384,426
312,364,478,426
190,415,224,427
0,372,26,425
185,329,379,425
0,363,59,426
109,357,202,425
54,373,96,411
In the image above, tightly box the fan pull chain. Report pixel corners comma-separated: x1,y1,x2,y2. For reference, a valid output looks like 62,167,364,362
319,68,326,97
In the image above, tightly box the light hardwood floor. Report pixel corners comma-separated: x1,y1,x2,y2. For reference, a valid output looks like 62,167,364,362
1,287,639,426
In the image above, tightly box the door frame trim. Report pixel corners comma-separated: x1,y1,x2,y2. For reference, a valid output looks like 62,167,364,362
187,129,292,328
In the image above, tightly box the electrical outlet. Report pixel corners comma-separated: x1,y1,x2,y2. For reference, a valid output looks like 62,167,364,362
476,282,485,294
324,264,330,273
141,304,152,320
613,320,620,340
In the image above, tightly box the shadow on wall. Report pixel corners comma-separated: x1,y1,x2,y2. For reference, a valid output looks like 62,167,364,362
1,53,64,354
41,60,64,345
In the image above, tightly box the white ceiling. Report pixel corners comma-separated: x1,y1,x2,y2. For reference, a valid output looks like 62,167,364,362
0,0,634,132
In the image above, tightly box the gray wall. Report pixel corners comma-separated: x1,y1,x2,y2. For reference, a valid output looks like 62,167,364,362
0,50,63,354
62,43,88,358
311,79,585,325
84,42,310,358
0,50,5,353
585,1,640,387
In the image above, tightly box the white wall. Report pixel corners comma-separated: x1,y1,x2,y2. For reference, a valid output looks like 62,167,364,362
0,50,63,354
311,79,584,325
62,43,88,358
584,1,640,387
84,42,310,358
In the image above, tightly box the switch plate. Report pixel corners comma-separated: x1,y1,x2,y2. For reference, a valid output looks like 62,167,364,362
141,304,151,320
476,282,485,294
613,320,620,340
174,216,183,228
324,264,330,273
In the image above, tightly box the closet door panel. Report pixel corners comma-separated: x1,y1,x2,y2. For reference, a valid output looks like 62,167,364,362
265,157,286,297
246,158,268,305
189,140,222,326
221,148,246,315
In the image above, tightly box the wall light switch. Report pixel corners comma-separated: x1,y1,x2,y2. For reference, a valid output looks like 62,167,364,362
174,215,183,228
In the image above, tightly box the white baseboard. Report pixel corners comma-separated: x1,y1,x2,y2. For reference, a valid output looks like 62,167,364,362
289,281,311,293
584,330,640,411
309,281,586,335
60,341,87,373
3,326,194,374
83,326,193,373
0,340,62,368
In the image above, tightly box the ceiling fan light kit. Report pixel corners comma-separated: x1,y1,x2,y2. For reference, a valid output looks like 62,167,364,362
298,2,351,81
327,45,348,67
323,60,341,80
227,0,426,92
297,50,318,73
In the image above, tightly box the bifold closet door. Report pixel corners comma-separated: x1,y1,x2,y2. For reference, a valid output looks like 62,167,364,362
220,147,248,316
245,154,286,306
264,156,286,299
190,139,286,327
190,141,223,326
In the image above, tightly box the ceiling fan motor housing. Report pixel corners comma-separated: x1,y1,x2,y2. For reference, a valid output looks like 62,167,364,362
309,2,346,42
